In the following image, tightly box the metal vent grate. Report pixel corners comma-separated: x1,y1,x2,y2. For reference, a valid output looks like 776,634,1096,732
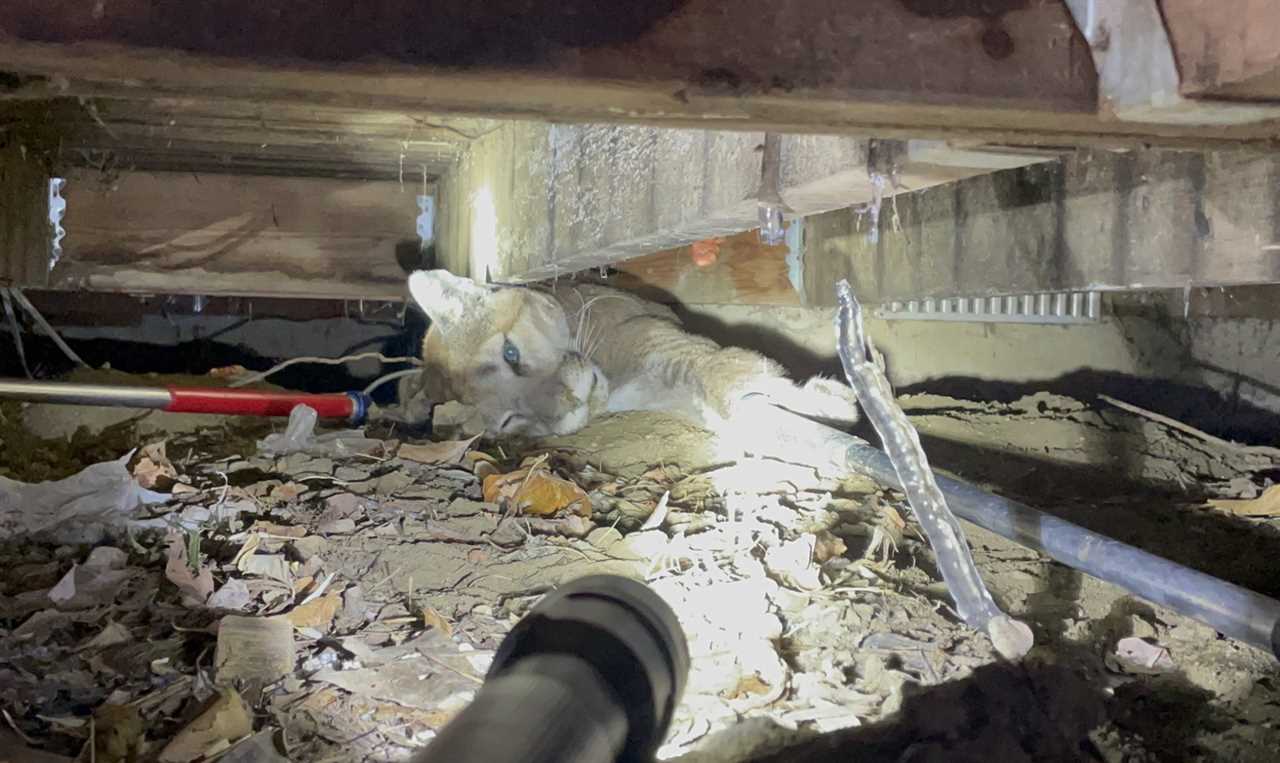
877,291,1102,325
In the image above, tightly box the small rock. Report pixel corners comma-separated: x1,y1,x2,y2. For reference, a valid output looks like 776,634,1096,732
334,466,369,482
318,518,357,535
1128,614,1158,641
447,498,495,517
289,536,327,561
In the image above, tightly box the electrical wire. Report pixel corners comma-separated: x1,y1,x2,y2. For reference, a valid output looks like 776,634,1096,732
362,368,421,397
228,351,421,388
1,288,32,379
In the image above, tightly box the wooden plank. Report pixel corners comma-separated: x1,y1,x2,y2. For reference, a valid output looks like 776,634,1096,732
802,149,1280,305
1162,0,1280,101
0,137,51,288
51,169,421,298
36,97,477,180
3,0,1280,147
604,230,799,306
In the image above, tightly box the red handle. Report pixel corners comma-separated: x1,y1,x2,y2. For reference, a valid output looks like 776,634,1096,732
165,387,356,419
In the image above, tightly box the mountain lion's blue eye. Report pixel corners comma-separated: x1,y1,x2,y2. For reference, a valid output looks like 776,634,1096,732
502,339,520,367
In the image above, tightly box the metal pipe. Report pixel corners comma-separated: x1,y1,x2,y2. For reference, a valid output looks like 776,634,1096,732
843,440,1280,658
757,406,1280,659
0,379,173,409
0,379,371,424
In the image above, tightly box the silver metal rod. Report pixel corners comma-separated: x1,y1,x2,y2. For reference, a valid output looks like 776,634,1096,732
0,379,173,409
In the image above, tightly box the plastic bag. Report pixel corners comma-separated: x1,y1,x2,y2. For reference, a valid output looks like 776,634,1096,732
0,451,169,544
258,404,383,457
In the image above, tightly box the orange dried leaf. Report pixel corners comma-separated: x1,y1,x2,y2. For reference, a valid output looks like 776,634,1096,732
286,593,342,630
483,469,529,503
1208,485,1280,517
511,471,591,518
419,606,454,637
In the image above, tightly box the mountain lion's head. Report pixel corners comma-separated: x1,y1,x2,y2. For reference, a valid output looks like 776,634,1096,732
406,270,609,437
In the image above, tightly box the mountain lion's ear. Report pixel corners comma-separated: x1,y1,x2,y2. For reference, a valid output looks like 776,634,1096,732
407,270,488,331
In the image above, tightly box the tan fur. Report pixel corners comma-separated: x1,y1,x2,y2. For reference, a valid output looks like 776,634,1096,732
403,270,858,438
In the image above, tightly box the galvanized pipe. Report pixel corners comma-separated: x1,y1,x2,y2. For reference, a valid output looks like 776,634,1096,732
0,379,172,408
755,405,1280,659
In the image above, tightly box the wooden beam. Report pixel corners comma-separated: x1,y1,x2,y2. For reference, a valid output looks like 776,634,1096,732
2,0,1280,148
26,97,485,180
0,137,51,287
51,169,422,299
802,149,1280,305
1162,0,1280,101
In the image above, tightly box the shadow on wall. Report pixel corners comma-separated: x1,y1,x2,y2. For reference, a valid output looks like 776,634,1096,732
676,306,1280,446
899,371,1280,447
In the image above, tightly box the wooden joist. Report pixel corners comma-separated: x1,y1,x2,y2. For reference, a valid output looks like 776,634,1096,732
1,0,1280,148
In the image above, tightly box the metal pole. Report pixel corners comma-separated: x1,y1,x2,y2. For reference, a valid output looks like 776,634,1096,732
0,379,173,409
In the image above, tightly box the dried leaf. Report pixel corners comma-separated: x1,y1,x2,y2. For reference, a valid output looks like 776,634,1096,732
286,593,342,631
249,521,307,539
81,621,135,652
165,530,215,607
398,436,480,465
1208,484,1280,517
465,451,500,479
813,530,848,563
267,482,308,502
525,515,594,538
419,605,454,637
237,554,294,586
483,469,528,504
483,467,591,517
157,689,253,763
208,578,254,612
133,441,178,490
48,566,77,604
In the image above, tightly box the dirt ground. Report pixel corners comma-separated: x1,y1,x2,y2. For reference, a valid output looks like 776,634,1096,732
2,374,1279,762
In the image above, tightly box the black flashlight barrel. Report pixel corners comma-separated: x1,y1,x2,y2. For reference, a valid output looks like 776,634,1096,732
412,575,689,763
413,653,628,763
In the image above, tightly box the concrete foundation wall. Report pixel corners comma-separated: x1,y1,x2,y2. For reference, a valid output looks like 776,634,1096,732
680,292,1280,444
